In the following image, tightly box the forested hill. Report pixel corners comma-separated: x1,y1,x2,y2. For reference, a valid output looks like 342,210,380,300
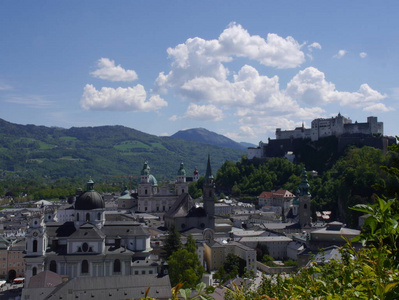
171,128,250,150
0,118,245,181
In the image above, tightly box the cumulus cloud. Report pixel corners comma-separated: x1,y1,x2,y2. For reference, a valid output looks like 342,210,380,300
307,42,322,51
152,24,388,140
156,23,305,95
286,67,386,108
80,84,167,111
363,103,393,113
91,58,138,82
359,52,367,58
333,50,347,59
184,103,223,121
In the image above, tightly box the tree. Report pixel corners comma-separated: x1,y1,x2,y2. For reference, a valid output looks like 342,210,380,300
185,234,197,254
167,248,205,289
162,224,182,260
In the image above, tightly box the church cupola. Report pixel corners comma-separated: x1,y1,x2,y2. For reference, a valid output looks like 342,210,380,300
177,162,186,183
193,168,199,182
141,161,151,183
297,168,312,228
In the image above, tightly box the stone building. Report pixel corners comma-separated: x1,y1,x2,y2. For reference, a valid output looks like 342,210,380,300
24,180,157,286
137,162,189,213
164,155,216,231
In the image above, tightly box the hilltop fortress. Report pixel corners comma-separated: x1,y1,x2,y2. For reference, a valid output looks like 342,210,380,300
248,114,395,160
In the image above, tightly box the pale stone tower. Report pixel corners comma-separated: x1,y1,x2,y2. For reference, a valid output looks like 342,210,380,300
298,168,312,228
203,154,215,230
25,213,47,280
176,162,188,195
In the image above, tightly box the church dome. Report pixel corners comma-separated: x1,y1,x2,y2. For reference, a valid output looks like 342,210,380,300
177,162,186,176
74,180,105,210
141,161,150,175
149,174,158,186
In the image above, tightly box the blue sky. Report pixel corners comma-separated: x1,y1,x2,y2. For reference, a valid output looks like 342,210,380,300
1,1,398,144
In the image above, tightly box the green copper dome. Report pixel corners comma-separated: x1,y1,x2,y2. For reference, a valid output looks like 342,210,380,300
141,161,150,175
149,174,158,186
177,162,186,176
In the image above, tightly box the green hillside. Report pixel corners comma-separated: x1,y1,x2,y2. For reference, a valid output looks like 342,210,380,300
0,119,245,183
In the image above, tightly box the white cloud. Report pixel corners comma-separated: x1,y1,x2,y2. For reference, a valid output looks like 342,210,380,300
4,95,54,107
225,126,257,141
333,50,347,59
152,24,388,141
80,84,167,111
307,42,322,51
91,58,138,82
286,67,386,108
363,103,393,112
169,115,178,121
359,52,367,58
184,103,223,121
156,23,306,95
0,83,12,91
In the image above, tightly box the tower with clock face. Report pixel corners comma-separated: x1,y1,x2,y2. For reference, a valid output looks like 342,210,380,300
25,213,48,281
26,214,47,256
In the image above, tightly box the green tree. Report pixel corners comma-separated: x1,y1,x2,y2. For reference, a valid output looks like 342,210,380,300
162,224,182,260
185,234,197,254
168,248,205,289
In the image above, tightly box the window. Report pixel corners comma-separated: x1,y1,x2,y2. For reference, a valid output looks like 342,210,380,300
32,267,37,276
97,213,101,220
86,213,90,222
113,259,121,273
82,243,89,252
142,270,145,275
81,260,89,274
76,213,80,221
135,270,139,275
33,240,38,252
50,260,57,273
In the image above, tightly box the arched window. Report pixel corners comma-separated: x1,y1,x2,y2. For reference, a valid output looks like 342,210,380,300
113,259,121,273
50,260,57,273
82,242,89,252
97,212,101,220
76,213,80,221
32,267,37,276
33,240,38,252
81,260,89,274
86,213,90,222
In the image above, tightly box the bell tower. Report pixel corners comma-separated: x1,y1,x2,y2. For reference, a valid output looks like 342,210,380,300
298,168,312,228
203,154,215,230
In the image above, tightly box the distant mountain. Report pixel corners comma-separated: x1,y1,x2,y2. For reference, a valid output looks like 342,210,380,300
0,119,245,181
171,128,248,150
240,142,257,148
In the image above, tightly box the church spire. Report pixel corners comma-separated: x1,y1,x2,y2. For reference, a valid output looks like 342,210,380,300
205,154,214,183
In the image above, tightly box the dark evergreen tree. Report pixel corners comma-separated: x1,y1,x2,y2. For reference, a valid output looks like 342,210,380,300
162,224,182,259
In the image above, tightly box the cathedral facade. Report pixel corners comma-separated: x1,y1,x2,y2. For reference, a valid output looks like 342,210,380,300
24,180,156,286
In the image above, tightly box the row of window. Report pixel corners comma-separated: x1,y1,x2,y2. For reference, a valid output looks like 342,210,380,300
76,212,102,222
